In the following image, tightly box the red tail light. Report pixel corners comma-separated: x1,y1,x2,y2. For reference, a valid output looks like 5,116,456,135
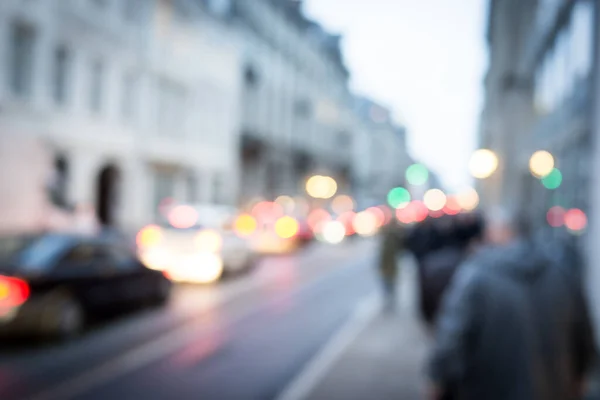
0,276,30,308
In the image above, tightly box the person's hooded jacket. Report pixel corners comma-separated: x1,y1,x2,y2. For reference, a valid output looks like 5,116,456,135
428,239,595,400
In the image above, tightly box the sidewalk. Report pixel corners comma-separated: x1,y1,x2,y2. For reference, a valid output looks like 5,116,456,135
305,258,430,400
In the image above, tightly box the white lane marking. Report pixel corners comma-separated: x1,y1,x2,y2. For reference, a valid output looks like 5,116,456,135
275,295,381,400
27,247,375,400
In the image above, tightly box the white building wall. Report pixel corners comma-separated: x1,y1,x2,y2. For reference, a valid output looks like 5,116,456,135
0,0,243,232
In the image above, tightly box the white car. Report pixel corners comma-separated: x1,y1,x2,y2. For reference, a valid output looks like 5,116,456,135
137,205,256,284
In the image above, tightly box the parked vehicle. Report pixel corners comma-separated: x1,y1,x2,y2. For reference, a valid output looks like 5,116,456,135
0,234,171,339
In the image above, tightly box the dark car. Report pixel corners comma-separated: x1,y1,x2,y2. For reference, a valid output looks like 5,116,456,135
0,234,171,339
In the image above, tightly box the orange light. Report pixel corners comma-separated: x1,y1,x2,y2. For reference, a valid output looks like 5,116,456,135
234,214,257,237
168,205,198,229
353,211,379,236
136,225,163,248
366,207,385,227
457,188,480,211
565,209,587,232
194,230,223,253
275,216,299,239
332,195,355,214
444,196,462,215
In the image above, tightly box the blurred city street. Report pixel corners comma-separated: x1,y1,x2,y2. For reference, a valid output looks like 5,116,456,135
0,238,431,400
2,0,600,399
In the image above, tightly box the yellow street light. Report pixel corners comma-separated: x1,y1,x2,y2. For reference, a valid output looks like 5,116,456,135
306,175,338,199
529,150,554,178
469,149,499,179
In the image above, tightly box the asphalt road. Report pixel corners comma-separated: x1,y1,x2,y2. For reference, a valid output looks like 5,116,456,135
0,238,380,400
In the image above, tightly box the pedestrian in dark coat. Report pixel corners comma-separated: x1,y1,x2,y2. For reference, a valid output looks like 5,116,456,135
427,212,596,400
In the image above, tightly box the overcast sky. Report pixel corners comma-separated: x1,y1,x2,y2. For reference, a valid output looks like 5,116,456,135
304,0,488,190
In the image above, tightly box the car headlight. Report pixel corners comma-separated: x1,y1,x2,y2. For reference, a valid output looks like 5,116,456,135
167,253,223,284
194,229,222,253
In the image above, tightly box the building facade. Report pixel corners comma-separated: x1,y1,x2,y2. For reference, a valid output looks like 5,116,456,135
0,0,243,231
207,0,366,204
480,0,594,225
482,0,600,341
352,97,410,207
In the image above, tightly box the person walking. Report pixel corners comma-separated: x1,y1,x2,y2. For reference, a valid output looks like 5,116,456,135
378,219,405,309
427,210,596,400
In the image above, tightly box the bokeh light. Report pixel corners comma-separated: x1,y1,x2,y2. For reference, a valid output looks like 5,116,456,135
412,200,429,222
564,209,587,232
405,164,429,186
168,205,198,229
529,150,555,178
377,205,393,225
306,175,337,199
423,189,447,211
337,211,356,235
275,195,295,213
307,209,331,231
252,201,284,221
194,230,223,253
321,221,346,244
353,211,379,236
541,168,562,190
387,187,411,209
396,206,415,224
332,195,355,214
457,188,480,211
430,210,444,218
469,149,498,179
366,207,385,227
234,214,257,237
546,206,566,228
165,253,223,284
444,196,461,215
275,216,299,239
136,225,163,248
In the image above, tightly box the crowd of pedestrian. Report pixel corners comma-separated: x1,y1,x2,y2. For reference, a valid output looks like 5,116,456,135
379,209,597,400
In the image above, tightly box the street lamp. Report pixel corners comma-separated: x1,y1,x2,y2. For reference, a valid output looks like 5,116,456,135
469,149,498,179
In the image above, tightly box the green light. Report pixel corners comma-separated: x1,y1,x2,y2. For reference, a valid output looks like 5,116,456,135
542,168,562,190
406,164,429,186
387,187,411,209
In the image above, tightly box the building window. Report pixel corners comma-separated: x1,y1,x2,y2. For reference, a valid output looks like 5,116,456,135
89,59,105,113
8,22,36,98
52,46,70,105
121,72,137,122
